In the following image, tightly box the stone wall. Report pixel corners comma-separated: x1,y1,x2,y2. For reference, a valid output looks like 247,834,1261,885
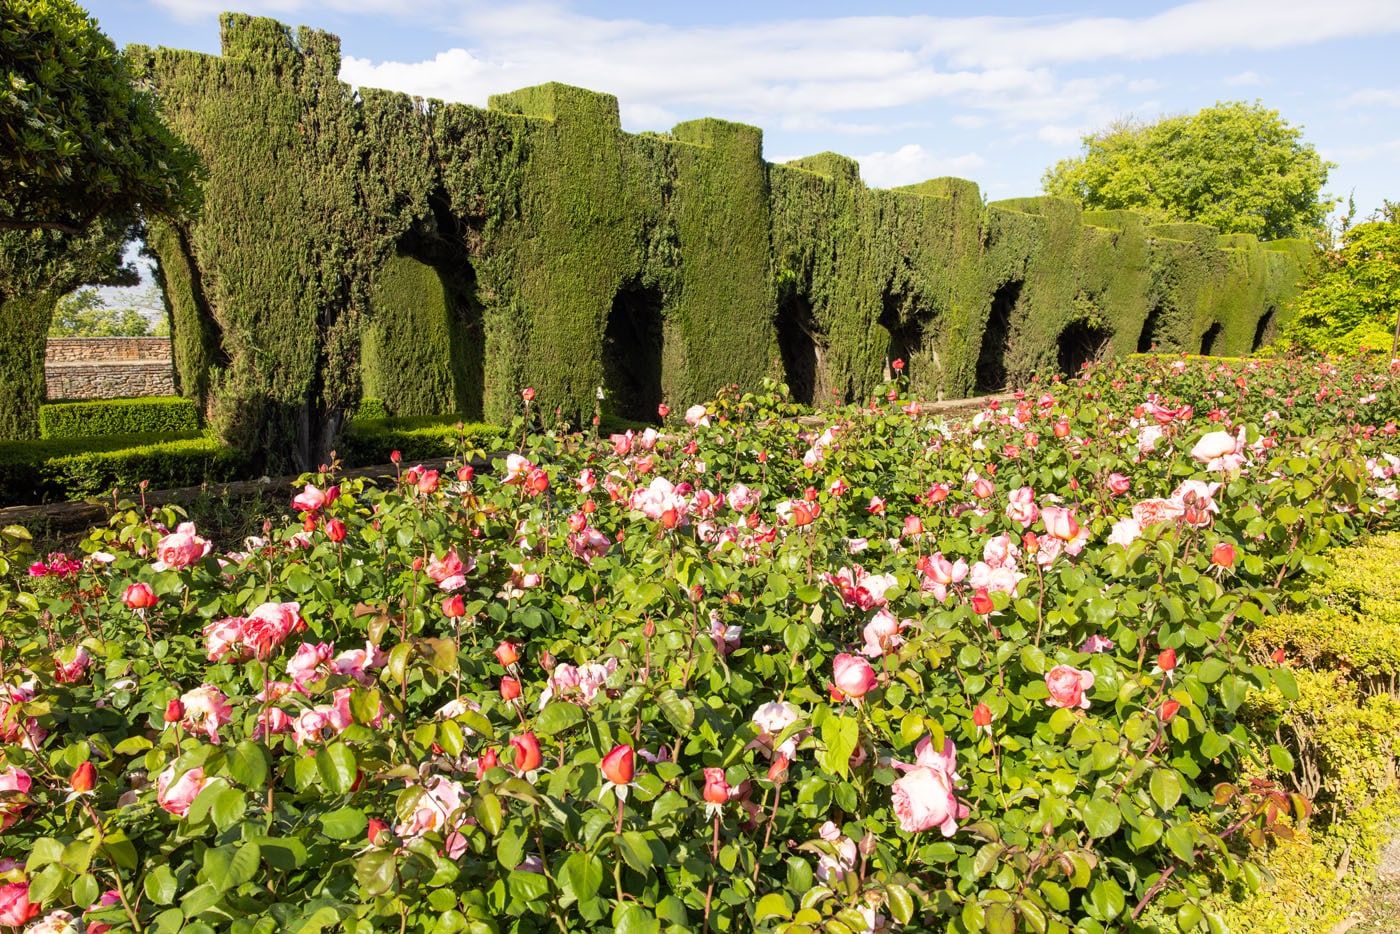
45,338,177,400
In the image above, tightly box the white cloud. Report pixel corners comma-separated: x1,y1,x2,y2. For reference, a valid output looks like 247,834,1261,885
856,145,985,189
1223,70,1264,86
1345,88,1400,107
1037,125,1085,145
1127,79,1163,93
1322,137,1400,162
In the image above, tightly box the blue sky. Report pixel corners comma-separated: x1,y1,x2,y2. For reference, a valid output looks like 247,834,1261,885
88,0,1400,218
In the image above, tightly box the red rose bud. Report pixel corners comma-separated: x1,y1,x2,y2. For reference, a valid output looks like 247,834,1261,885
767,753,790,784
1053,418,1071,438
303,516,317,533
164,698,184,723
70,760,97,793
494,641,520,667
1158,648,1177,672
326,518,347,543
457,464,474,482
702,767,732,804
522,387,536,402
1159,699,1181,722
367,818,389,845
971,588,995,615
1211,542,1236,568
643,620,656,638
389,450,402,464
892,358,905,372
123,582,158,610
476,747,500,779
657,403,670,419
500,677,521,701
1271,647,1286,664
972,703,993,728
442,594,466,618
510,733,543,773
601,744,635,785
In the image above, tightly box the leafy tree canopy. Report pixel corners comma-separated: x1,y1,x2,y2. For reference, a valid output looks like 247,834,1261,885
1284,218,1400,354
49,285,167,337
0,0,200,235
1042,101,1335,241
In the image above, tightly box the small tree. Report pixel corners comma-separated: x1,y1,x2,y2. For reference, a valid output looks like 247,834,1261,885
0,0,200,234
49,286,164,337
1043,102,1334,241
1283,219,1400,354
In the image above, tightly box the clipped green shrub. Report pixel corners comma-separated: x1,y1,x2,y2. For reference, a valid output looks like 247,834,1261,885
1192,532,1400,931
339,416,503,466
0,432,244,505
39,396,200,439
351,398,388,423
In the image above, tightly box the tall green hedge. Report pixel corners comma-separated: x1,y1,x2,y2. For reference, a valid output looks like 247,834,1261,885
122,13,1313,461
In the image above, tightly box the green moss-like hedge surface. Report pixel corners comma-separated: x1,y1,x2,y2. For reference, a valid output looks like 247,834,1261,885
63,13,1312,469
39,397,201,440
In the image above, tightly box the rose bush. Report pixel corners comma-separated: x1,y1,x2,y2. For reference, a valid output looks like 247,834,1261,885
0,353,1396,932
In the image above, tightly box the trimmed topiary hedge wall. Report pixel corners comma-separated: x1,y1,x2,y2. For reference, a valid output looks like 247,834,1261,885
105,13,1314,467
39,396,201,439
0,432,244,506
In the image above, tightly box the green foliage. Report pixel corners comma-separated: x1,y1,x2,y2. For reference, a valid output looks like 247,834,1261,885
0,431,241,505
1043,102,1335,241
125,16,1310,464
0,290,59,441
39,396,200,439
1200,533,1400,931
0,0,199,234
48,286,164,337
339,415,502,466
1284,221,1400,354
362,253,477,418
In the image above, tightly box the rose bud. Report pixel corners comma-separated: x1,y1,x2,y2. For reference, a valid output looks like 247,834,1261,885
972,703,993,728
971,588,995,615
702,767,731,804
500,677,521,701
494,641,520,667
832,654,877,699
510,733,543,773
123,582,158,610
767,754,790,784
325,518,347,543
521,387,536,402
164,698,184,723
600,744,635,786
1211,542,1236,568
1157,648,1177,673
302,516,317,533
367,818,390,846
1053,418,1071,438
1271,647,1286,664
457,465,474,482
442,594,466,618
70,761,97,793
389,450,402,464
642,620,656,638
476,747,500,780
657,403,670,419
1159,699,1181,722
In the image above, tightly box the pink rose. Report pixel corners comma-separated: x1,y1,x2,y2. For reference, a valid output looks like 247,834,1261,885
1045,665,1095,710
0,767,31,831
291,483,327,513
1132,498,1185,527
179,685,233,743
156,765,207,817
685,404,710,427
0,882,40,927
396,776,470,859
1005,487,1038,527
240,602,303,660
891,736,967,836
287,642,334,689
861,609,905,658
1190,430,1238,463
1041,506,1081,543
1107,473,1131,496
52,646,91,684
833,654,878,699
154,522,211,570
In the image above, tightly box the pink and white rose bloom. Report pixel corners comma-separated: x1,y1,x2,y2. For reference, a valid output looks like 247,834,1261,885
861,608,907,658
890,736,968,836
287,642,335,689
395,775,470,859
822,566,897,611
749,701,803,759
179,684,233,743
1005,486,1039,527
155,765,207,817
685,404,710,427
1044,665,1095,710
153,522,211,570
832,654,878,699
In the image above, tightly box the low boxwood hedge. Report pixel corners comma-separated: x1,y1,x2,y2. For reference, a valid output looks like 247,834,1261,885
339,416,503,466
0,432,246,506
39,397,201,439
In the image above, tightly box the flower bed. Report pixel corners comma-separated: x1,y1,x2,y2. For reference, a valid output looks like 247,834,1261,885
0,354,1397,932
